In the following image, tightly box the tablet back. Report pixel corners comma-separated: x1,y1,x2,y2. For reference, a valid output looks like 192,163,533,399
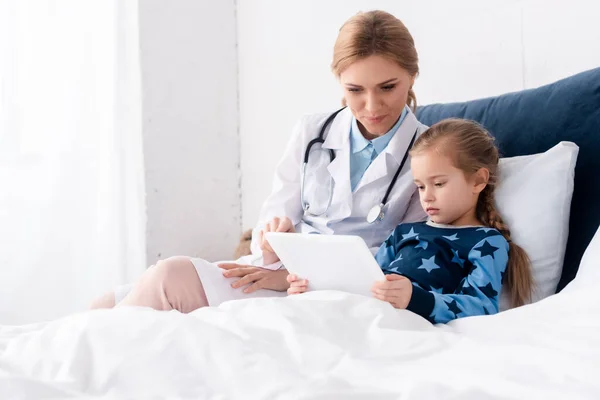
265,232,384,297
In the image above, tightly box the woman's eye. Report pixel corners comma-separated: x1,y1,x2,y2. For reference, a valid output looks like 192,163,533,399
434,182,445,187
416,185,425,190
381,84,396,91
347,88,362,93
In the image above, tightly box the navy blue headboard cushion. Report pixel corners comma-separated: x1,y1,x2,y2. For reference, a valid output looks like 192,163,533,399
416,67,600,292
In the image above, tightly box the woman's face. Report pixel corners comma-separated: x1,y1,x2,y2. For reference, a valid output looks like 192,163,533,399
339,55,414,138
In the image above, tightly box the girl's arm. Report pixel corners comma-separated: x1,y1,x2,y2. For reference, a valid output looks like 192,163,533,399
374,226,403,270
407,235,509,324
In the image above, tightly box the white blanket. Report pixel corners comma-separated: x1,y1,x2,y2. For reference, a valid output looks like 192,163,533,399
0,286,598,399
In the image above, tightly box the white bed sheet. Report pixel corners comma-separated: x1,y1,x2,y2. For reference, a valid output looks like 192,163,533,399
0,281,598,399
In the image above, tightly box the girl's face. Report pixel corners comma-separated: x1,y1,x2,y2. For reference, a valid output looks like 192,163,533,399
411,149,488,226
339,55,414,139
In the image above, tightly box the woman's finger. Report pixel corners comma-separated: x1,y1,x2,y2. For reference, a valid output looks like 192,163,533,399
263,239,274,254
222,266,259,278
269,217,279,233
217,262,251,271
259,230,266,250
231,271,264,289
243,280,264,294
258,229,276,254
277,217,293,232
282,217,296,233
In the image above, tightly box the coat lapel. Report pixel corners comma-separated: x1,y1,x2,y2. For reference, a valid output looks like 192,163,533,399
321,108,353,220
354,110,420,193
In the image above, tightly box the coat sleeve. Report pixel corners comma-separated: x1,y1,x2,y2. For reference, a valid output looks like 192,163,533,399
249,115,319,257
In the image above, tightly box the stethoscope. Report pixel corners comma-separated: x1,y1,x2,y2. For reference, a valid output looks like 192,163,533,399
301,107,418,224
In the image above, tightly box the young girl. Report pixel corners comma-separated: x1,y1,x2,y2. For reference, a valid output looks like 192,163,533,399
286,118,533,324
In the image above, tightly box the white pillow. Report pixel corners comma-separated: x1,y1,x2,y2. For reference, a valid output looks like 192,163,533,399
495,142,578,310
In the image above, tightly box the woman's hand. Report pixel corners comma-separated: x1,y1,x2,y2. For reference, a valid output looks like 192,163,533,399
218,263,290,293
371,274,413,309
259,217,296,265
287,274,308,295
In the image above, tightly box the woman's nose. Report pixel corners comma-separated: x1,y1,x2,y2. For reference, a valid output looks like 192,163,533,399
364,92,382,113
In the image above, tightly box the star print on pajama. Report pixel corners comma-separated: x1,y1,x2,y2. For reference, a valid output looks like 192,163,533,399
374,222,509,324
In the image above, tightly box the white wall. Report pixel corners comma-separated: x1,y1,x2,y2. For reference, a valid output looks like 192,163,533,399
237,0,600,230
0,1,146,324
139,0,240,264
137,0,600,259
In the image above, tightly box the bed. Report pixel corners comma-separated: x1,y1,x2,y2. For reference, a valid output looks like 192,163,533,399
0,276,598,399
1,68,599,399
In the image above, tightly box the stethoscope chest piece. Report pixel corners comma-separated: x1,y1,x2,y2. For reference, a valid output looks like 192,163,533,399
366,203,384,224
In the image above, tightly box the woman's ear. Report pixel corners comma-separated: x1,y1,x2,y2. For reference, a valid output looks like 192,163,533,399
472,167,490,194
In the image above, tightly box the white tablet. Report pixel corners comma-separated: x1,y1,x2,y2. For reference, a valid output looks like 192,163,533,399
264,232,385,297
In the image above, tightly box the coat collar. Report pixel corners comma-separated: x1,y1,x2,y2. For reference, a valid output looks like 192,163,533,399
353,109,420,192
322,107,352,150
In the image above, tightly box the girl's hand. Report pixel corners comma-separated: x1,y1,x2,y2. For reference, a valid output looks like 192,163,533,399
371,274,413,309
287,274,308,295
260,217,296,265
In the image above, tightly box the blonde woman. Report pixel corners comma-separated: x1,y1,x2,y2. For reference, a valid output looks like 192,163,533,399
91,10,429,312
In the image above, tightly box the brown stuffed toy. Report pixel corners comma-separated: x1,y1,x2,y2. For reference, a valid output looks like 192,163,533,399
233,229,253,259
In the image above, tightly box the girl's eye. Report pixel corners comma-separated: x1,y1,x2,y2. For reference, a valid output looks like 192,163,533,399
434,182,445,187
416,185,425,190
381,84,396,91
347,88,362,93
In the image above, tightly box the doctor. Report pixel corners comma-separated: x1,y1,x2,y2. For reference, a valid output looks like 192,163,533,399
90,10,428,312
